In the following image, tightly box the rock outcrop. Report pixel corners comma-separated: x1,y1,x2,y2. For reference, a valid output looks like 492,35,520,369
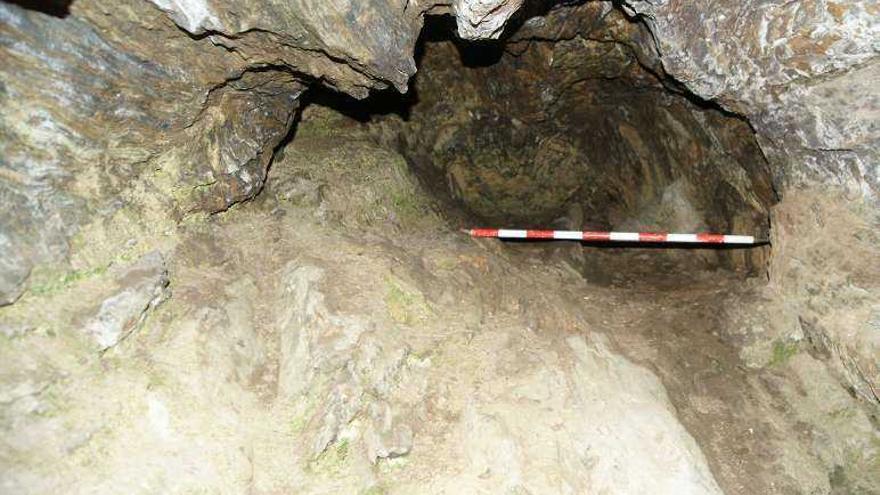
0,0,548,304
81,251,170,350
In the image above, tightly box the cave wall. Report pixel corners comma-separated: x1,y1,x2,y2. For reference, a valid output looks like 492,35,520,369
605,0,879,407
0,1,305,303
616,0,879,197
394,21,776,229
509,0,880,407
0,0,525,305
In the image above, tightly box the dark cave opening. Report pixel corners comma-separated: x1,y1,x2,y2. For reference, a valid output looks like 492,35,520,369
284,11,777,276
3,0,73,17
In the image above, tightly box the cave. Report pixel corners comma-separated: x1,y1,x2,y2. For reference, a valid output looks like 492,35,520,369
299,14,778,280
1,1,878,494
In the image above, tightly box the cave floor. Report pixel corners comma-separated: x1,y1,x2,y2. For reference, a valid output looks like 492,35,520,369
5,129,879,494
443,238,856,494
2,123,877,494
5,189,876,493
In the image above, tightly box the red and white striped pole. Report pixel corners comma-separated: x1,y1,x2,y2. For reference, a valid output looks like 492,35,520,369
464,228,760,245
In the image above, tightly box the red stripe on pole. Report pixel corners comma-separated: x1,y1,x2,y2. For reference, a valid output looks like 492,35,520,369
639,232,667,242
583,231,612,241
464,228,755,245
527,230,554,239
696,233,724,243
470,228,499,238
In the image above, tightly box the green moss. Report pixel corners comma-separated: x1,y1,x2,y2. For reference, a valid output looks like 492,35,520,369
287,394,319,435
387,184,434,229
146,369,168,390
385,277,432,325
0,333,11,352
34,386,67,418
280,137,437,233
432,256,459,271
336,438,350,460
308,438,351,474
828,407,856,421
411,348,436,362
376,456,410,474
290,413,309,434
769,340,798,366
27,264,109,296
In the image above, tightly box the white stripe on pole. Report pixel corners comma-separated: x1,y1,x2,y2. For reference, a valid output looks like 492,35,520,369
553,230,583,240
498,229,528,238
666,233,698,243
609,232,640,242
722,235,755,244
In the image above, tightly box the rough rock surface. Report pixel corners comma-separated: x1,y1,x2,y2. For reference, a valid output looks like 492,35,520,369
0,1,302,303
768,191,880,407
453,0,525,39
614,0,879,196
0,134,722,493
569,0,880,414
146,0,421,95
81,251,170,350
0,0,538,304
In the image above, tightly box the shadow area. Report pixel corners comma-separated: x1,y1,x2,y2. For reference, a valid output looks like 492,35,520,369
4,0,74,17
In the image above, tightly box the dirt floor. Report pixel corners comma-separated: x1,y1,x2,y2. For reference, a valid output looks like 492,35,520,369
1,110,878,495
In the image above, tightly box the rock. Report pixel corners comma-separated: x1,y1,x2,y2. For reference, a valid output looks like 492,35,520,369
562,335,722,494
275,263,415,459
310,380,365,458
364,400,413,463
0,246,29,306
1,0,877,306
276,264,364,398
616,0,879,196
0,2,301,301
82,251,170,350
444,332,723,494
269,130,434,232
272,176,325,207
381,33,774,270
1,0,879,492
171,71,305,214
769,192,880,407
454,0,524,39
146,0,423,95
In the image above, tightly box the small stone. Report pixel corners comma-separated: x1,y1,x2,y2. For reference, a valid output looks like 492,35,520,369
364,401,413,464
82,251,170,350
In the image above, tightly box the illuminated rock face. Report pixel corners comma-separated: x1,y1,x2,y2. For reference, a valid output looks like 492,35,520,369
614,0,879,204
